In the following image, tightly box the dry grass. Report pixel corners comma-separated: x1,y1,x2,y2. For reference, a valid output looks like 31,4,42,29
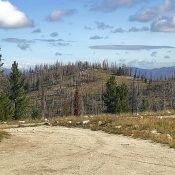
1,110,175,148
50,113,175,149
0,130,9,142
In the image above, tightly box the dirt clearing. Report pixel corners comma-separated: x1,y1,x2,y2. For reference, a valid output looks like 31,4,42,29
0,126,175,175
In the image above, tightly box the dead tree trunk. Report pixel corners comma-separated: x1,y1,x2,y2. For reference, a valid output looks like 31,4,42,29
74,87,81,116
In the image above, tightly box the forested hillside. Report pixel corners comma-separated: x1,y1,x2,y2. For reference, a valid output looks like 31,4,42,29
1,55,175,120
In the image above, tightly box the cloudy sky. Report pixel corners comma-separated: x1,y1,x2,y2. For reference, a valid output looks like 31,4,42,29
0,0,175,69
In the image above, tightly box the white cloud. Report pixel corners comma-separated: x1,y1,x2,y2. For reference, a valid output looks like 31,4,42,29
164,55,170,59
32,28,41,34
0,0,33,29
111,28,125,33
150,51,157,57
90,35,108,39
130,0,173,22
2,38,34,50
47,9,76,22
151,14,175,32
96,21,113,30
91,0,138,12
90,44,175,50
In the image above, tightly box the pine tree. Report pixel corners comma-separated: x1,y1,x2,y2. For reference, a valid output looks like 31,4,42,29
140,98,149,112
103,76,118,113
0,90,13,121
103,76,129,114
0,51,4,91
0,52,13,121
117,83,129,113
9,61,28,120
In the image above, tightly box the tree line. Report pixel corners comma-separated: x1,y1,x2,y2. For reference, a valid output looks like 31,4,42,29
1,51,175,120
0,54,28,121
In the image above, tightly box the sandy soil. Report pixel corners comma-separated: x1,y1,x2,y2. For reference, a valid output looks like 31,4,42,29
0,126,175,175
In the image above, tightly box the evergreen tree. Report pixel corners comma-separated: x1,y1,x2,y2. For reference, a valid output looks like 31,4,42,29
103,76,129,114
9,61,28,120
0,52,13,121
140,98,149,112
0,52,3,75
103,76,118,113
0,90,13,121
117,83,129,113
31,107,42,120
0,51,4,91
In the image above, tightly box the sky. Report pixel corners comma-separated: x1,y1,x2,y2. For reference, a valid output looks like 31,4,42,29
0,0,175,69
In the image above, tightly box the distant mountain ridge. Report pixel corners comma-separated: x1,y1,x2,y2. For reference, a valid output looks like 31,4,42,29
4,66,175,79
132,67,175,79
3,68,11,75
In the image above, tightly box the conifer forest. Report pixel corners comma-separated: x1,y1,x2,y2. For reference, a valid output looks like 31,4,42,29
1,52,175,121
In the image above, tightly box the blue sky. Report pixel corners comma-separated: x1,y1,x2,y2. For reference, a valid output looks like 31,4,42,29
0,0,175,69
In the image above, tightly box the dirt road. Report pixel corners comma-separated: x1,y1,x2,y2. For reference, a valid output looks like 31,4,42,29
0,126,175,175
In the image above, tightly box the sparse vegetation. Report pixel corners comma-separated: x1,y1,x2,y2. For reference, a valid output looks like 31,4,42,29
50,113,175,149
1,110,175,148
0,51,175,149
0,130,9,142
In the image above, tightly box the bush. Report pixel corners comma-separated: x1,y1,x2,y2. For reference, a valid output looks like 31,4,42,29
31,107,42,120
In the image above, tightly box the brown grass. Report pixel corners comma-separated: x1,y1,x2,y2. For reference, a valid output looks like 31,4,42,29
50,113,175,148
1,110,175,148
0,130,9,142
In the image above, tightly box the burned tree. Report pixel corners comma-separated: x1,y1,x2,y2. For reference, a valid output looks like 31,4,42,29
74,87,81,116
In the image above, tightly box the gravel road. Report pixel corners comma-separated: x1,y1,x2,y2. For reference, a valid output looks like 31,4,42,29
0,126,175,175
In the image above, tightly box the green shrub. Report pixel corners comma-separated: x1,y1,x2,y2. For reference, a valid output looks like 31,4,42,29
31,107,42,120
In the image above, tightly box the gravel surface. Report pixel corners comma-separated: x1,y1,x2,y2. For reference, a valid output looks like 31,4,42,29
0,126,175,175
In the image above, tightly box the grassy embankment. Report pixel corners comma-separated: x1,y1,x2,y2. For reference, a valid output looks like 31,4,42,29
0,110,175,148
51,111,175,149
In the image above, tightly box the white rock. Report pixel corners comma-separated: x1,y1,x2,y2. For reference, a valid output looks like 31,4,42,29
84,115,89,118
19,121,25,124
44,122,51,126
68,121,72,124
134,125,139,128
167,110,171,114
98,121,103,126
2,121,7,124
83,120,90,125
115,125,122,129
167,134,173,140
151,130,158,134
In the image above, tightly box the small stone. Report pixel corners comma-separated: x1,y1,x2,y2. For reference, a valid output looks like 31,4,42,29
82,120,90,125
115,125,122,129
19,121,25,124
167,134,173,140
44,122,51,126
84,115,89,118
151,130,158,134
98,121,103,126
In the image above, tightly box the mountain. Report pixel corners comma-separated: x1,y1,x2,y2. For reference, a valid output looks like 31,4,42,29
3,68,11,75
132,67,175,79
3,65,175,79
